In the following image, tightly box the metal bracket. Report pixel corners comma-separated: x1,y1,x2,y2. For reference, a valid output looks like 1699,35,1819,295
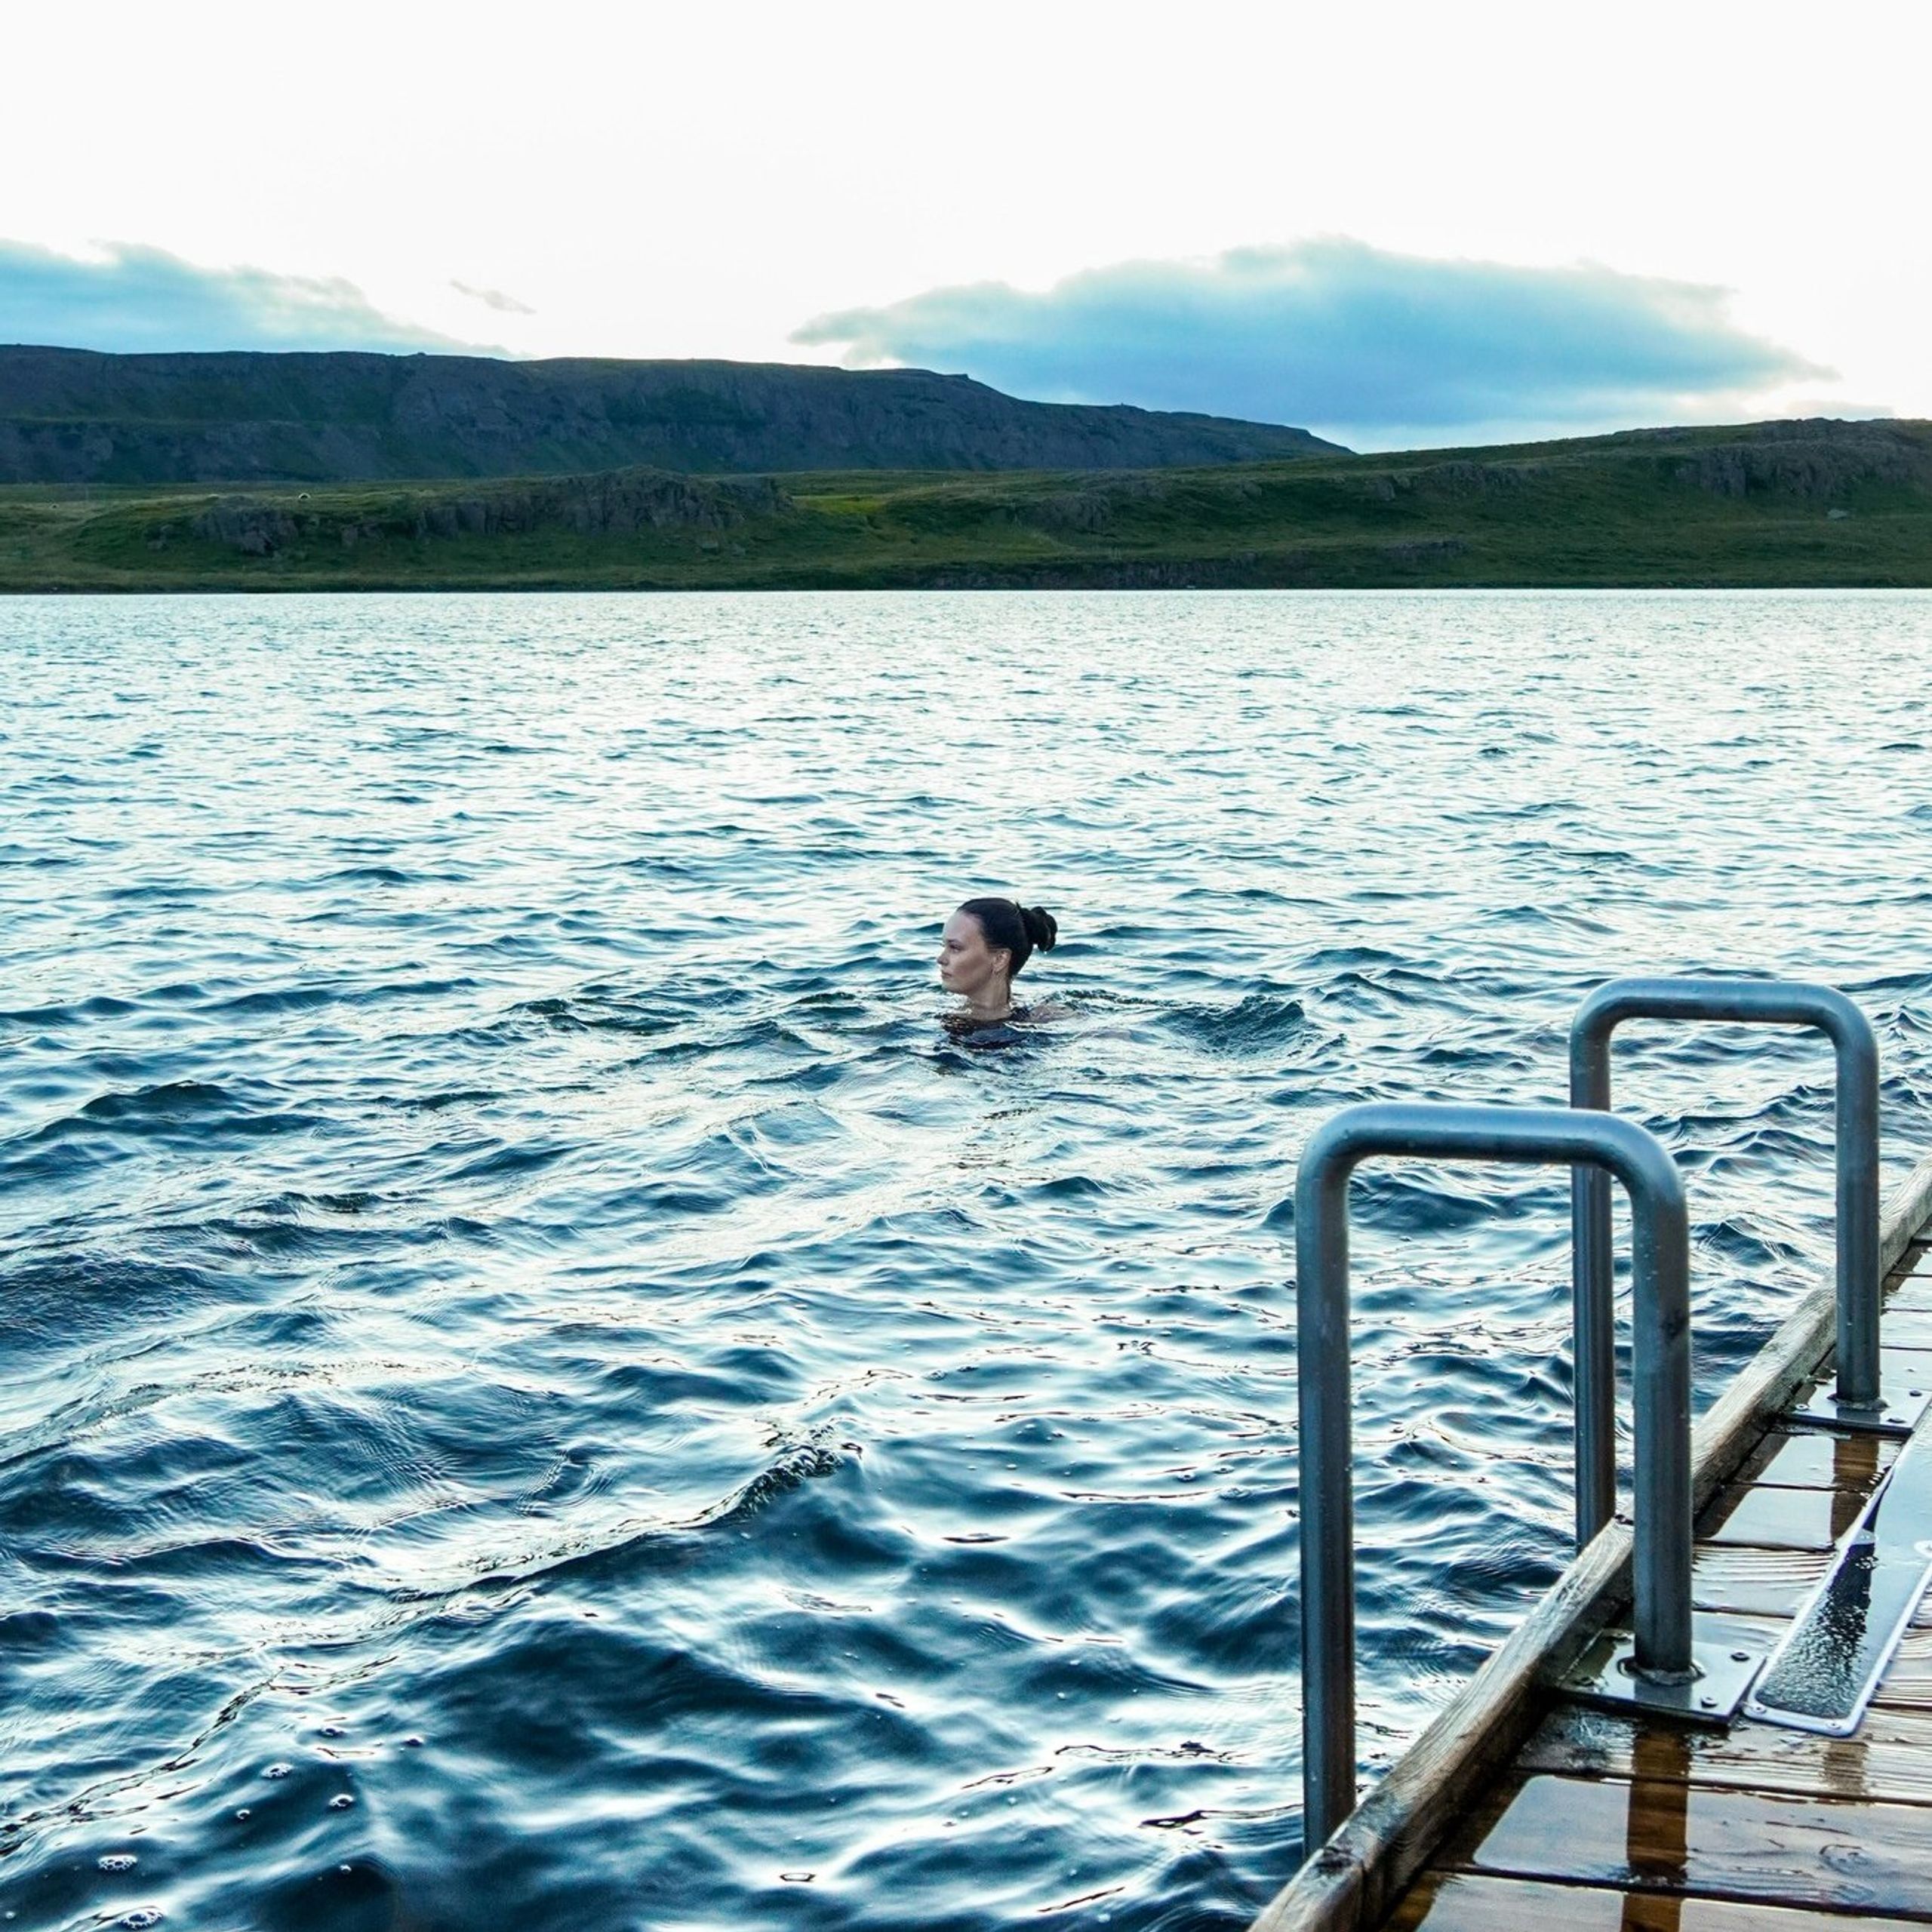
1789,1359,1932,1438
1554,1628,1765,1726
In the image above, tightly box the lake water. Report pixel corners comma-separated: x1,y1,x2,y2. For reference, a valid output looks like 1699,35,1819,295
4,590,1930,1932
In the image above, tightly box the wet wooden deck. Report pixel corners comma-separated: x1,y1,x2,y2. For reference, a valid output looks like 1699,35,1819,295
1383,1233,1932,1930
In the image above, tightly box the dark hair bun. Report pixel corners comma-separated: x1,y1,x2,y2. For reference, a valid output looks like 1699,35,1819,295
956,896,1057,977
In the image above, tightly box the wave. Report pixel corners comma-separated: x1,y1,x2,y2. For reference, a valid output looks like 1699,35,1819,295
17,1079,318,1153
5,590,1928,1932
1161,994,1312,1055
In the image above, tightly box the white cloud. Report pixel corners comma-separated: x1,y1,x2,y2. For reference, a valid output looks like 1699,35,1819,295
795,239,1836,450
451,280,536,317
0,240,494,355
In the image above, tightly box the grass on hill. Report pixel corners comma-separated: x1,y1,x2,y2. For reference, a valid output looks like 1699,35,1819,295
2,420,1929,592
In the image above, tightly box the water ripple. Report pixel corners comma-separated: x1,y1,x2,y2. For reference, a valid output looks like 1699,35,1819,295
3,589,1930,1931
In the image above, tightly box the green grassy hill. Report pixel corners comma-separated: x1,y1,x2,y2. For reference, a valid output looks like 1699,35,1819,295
4,417,1928,592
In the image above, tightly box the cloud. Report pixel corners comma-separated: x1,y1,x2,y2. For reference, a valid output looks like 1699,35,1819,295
795,238,1835,448
0,239,494,355
451,278,536,316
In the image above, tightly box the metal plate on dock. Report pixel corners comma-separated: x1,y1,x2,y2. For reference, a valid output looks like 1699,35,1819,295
1554,1627,1765,1725
1789,1357,1932,1437
1746,1412,1932,1735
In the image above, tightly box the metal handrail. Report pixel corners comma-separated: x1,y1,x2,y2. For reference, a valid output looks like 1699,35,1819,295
1570,977,1882,1546
1296,1100,1692,1850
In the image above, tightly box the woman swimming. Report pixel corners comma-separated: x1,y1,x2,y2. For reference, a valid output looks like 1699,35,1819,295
937,898,1060,1026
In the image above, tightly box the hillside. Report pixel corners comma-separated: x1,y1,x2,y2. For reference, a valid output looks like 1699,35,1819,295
2,417,1927,592
0,346,1342,484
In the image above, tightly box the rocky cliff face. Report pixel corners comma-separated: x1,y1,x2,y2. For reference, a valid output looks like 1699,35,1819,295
0,347,1343,485
172,469,788,556
1647,421,1926,499
1337,420,1932,505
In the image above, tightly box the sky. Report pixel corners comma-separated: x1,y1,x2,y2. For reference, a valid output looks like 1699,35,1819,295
2,0,1925,451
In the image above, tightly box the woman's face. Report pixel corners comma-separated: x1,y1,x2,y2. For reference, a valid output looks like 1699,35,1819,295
937,909,1010,1003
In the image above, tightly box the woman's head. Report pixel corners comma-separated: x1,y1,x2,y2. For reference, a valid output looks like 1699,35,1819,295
937,898,1059,1009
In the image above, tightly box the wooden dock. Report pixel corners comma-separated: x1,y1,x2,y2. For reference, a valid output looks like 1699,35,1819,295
1257,1168,1932,1932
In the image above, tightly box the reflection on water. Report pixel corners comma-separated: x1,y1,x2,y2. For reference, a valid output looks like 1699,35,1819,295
2,589,1930,1930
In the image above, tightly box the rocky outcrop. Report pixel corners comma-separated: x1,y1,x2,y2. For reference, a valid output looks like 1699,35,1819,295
190,500,302,555
1660,425,1924,500
1017,475,1173,534
1346,459,1547,502
177,468,790,556
1340,421,1930,508
409,469,786,538
0,346,1345,485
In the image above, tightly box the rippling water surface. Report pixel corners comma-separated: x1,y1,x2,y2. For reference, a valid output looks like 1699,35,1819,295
5,590,1931,1931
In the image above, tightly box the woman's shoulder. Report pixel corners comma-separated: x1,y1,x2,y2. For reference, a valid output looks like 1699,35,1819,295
1012,998,1070,1023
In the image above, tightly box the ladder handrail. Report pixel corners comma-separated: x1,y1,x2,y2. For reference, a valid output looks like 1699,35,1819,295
1295,1100,1692,1851
1569,977,1882,1546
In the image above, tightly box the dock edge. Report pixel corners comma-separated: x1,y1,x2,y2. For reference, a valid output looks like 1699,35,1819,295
1248,1148,1932,1932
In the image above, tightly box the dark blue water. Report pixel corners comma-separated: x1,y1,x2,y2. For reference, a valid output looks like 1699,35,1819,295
3,590,1930,1931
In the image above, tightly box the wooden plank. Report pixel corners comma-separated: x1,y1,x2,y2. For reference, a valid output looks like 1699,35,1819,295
1719,1427,1897,1494
1683,1608,1792,1654
1878,1627,1932,1711
1692,1546,1829,1618
1893,1182,1932,1275
1884,1309,1932,1350
1888,1237,1930,1291
1882,1173,1932,1278
1449,1769,1932,1918
1700,1484,1844,1551
1878,1346,1932,1388
1697,1429,1889,1547
1387,1869,1889,1931
1696,1552,1932,1625
1684,1547,1932,1623
1517,1699,1932,1807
